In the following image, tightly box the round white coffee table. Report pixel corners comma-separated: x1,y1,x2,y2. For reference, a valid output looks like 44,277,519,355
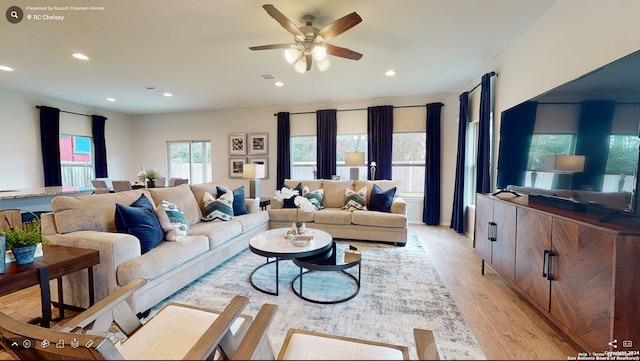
249,228,332,296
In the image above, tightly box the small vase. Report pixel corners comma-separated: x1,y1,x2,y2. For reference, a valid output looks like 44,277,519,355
296,222,306,234
12,245,37,265
0,235,5,274
147,180,156,188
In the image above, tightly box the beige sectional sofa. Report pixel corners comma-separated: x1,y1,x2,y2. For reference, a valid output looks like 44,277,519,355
41,183,268,314
268,179,408,245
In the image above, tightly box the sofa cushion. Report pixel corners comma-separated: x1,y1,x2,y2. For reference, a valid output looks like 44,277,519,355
217,186,248,216
51,189,152,234
351,210,408,228
303,187,324,210
159,200,189,241
203,191,234,221
233,211,270,233
313,208,352,225
117,235,209,285
322,180,354,208
148,184,202,225
282,183,302,208
188,219,243,249
115,194,164,254
267,208,314,223
368,184,396,212
342,187,367,211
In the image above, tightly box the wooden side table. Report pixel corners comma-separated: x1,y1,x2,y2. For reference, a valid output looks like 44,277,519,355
0,245,100,327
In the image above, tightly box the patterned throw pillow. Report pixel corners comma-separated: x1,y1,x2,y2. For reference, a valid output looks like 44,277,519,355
202,191,234,221
302,186,324,210
342,186,367,211
159,200,189,241
216,186,248,216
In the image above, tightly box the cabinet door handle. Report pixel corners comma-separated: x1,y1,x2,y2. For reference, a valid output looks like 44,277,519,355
546,251,554,281
488,222,497,242
542,250,550,278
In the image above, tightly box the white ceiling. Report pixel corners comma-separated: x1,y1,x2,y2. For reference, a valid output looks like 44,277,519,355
0,0,555,115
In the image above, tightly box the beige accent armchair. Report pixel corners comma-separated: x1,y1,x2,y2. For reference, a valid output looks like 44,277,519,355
0,279,252,360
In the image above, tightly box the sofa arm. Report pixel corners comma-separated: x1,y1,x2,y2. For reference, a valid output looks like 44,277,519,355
47,231,142,307
390,197,407,215
245,198,260,213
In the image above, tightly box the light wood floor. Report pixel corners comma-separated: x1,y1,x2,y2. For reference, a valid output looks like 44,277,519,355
0,224,580,360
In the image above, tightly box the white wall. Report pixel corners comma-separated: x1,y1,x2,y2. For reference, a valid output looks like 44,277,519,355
462,0,640,237
0,87,134,190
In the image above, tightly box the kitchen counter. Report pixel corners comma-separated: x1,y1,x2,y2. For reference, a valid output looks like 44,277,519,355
0,186,93,212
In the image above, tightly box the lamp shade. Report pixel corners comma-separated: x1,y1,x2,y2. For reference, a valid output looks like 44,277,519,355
344,152,365,166
543,155,585,173
243,164,265,179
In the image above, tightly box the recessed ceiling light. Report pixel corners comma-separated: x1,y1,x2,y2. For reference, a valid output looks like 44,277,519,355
0,65,14,72
275,81,284,87
71,53,90,60
163,92,173,97
385,70,396,76
106,97,116,102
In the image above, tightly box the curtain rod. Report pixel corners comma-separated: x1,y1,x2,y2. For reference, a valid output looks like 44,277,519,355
273,104,434,116
466,71,498,94
36,105,91,118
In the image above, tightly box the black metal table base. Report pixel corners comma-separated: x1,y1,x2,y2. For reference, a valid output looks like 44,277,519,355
249,257,285,296
291,264,361,304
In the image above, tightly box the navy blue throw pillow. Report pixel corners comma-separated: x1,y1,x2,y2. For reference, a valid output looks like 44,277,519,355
216,186,248,216
282,183,302,208
368,184,396,212
115,194,164,254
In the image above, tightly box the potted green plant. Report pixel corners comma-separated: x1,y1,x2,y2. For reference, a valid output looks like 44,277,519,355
142,169,161,188
1,219,51,265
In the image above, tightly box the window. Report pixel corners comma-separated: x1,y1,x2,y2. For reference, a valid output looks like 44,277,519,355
60,134,93,188
464,120,478,206
337,134,367,180
290,135,316,179
391,132,425,197
525,134,575,188
604,134,640,192
167,141,211,184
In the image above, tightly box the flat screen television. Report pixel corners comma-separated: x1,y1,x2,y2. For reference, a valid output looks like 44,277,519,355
495,49,640,221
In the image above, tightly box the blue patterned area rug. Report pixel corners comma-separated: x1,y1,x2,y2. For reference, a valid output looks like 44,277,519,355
149,234,486,360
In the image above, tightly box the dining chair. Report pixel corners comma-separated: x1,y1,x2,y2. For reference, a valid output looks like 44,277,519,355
174,178,189,186
154,177,166,187
112,180,133,192
231,303,413,360
0,278,253,360
91,180,110,194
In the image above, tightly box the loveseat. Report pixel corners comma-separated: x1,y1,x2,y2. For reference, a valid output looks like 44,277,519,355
41,183,269,314
268,179,407,245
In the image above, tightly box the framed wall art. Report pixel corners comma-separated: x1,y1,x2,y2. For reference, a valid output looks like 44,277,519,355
229,133,247,155
229,157,247,178
248,133,268,155
248,157,269,179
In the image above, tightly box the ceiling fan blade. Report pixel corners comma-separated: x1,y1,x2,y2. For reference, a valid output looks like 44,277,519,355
305,54,312,71
316,12,362,41
326,44,363,60
262,4,303,37
249,44,293,51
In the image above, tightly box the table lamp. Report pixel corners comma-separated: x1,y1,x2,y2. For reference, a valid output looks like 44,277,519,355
243,164,265,198
543,154,585,189
345,152,364,180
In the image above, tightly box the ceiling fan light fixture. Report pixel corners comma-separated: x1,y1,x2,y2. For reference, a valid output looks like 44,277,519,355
317,58,330,72
294,57,307,73
284,47,300,64
313,45,327,61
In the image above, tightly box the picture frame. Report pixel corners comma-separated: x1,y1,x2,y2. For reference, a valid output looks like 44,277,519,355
248,133,268,155
229,133,247,155
248,157,269,179
229,157,247,178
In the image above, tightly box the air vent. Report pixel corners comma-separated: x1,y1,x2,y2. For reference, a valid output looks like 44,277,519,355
261,74,275,80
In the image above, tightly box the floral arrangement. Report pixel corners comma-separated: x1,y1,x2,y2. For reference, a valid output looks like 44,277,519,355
137,168,161,181
274,187,316,228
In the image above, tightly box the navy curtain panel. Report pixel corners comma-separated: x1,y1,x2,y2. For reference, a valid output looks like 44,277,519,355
450,92,469,234
316,109,337,179
276,112,291,187
495,101,537,189
423,102,444,225
367,105,393,180
39,106,62,186
475,73,493,193
92,115,108,178
572,101,615,191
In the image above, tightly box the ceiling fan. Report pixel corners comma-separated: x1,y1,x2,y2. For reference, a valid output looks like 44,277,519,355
249,4,363,73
